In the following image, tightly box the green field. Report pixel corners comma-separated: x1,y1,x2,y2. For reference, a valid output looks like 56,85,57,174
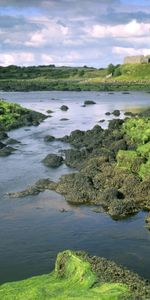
1,63,150,91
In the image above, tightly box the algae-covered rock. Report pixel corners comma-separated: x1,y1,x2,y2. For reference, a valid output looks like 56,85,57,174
139,157,150,180
42,154,63,168
64,148,88,168
0,100,47,131
116,150,144,173
44,135,55,142
123,117,150,144
0,250,150,299
9,178,56,198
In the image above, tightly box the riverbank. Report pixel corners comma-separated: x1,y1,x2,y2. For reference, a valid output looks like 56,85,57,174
0,250,150,299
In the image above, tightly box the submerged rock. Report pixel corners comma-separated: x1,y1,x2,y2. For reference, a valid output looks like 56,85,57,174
42,154,63,168
60,118,69,121
6,138,21,145
0,146,16,156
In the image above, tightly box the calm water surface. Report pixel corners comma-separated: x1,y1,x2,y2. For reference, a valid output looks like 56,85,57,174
0,91,150,284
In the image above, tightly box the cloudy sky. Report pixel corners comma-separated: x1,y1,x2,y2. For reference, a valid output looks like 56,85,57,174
0,0,150,67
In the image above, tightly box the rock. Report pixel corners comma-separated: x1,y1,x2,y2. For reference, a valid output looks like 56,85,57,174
60,105,69,111
44,135,55,142
64,148,88,168
124,111,134,117
112,110,120,117
122,92,130,94
60,118,69,121
6,138,20,145
0,131,8,140
0,100,47,131
108,119,124,130
145,213,150,230
0,146,16,156
0,142,5,149
59,208,68,213
9,178,56,198
108,199,139,219
99,119,105,123
42,154,63,167
105,112,111,116
47,110,54,114
84,100,96,105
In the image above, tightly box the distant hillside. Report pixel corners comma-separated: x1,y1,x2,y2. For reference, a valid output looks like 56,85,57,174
0,63,150,91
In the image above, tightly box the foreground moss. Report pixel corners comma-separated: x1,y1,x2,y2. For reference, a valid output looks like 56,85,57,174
1,250,150,300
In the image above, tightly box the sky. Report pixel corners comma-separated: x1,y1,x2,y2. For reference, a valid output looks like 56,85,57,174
0,0,150,67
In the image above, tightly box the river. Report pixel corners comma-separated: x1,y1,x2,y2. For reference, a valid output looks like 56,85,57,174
0,91,150,284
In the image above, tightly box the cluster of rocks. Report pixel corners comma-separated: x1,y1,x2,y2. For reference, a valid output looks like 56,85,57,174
8,106,150,230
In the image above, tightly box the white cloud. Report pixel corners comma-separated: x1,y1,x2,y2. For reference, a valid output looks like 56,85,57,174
25,20,69,47
0,52,34,66
112,46,150,56
86,20,150,39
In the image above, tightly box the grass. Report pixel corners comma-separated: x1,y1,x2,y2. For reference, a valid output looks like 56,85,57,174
1,63,150,91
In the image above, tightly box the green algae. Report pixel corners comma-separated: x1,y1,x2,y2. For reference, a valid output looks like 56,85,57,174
0,250,131,300
123,117,150,145
118,117,150,179
139,156,150,180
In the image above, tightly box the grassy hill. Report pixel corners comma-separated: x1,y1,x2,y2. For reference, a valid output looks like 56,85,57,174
0,63,150,91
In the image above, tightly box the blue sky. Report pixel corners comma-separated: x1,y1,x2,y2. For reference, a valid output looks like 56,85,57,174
0,0,150,67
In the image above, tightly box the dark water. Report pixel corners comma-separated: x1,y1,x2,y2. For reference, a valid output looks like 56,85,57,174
0,91,150,284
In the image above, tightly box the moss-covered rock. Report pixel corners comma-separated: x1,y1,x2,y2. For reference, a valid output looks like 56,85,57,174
42,154,64,168
0,100,47,131
116,150,144,173
1,249,150,299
